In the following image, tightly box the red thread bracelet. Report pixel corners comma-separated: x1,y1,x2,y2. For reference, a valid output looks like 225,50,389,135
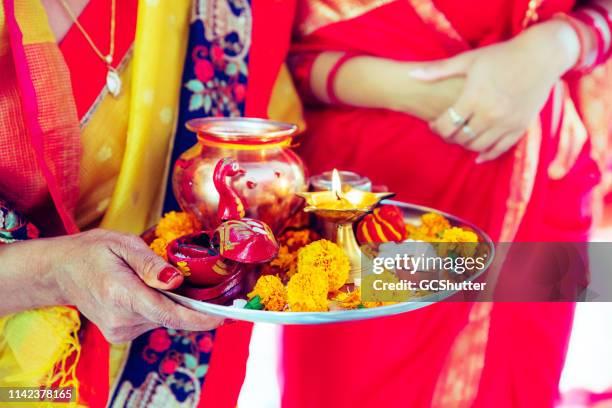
326,53,359,105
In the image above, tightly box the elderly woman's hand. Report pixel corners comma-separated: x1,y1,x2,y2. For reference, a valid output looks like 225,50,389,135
2,229,223,343
411,20,581,162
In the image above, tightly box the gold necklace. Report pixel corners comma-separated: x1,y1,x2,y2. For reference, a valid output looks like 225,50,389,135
522,0,543,28
58,0,121,97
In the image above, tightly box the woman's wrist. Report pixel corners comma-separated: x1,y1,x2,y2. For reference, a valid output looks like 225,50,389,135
519,19,583,78
390,62,463,120
0,238,67,314
380,61,423,112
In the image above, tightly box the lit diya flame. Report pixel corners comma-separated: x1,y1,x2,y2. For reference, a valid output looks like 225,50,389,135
331,168,343,198
330,169,353,209
298,169,395,217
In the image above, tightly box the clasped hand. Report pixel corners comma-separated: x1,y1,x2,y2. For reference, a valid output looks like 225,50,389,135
411,21,579,162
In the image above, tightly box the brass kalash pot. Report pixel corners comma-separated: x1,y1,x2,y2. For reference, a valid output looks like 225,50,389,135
173,117,307,233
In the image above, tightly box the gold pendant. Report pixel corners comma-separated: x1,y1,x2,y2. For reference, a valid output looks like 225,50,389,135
106,67,121,98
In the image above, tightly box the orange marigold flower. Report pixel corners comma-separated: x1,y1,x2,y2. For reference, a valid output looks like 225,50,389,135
418,212,451,238
331,288,362,309
155,211,198,243
287,271,329,312
269,245,298,278
282,229,317,251
297,239,349,291
248,275,287,311
150,238,168,260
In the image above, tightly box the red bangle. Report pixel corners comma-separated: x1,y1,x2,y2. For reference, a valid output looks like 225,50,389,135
326,53,359,105
585,4,612,62
554,12,590,73
573,10,605,67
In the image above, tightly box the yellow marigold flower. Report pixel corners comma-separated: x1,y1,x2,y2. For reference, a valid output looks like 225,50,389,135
440,227,478,243
287,272,329,312
248,275,287,311
150,238,168,260
437,227,479,257
418,212,451,238
297,239,349,291
361,270,406,303
155,211,197,243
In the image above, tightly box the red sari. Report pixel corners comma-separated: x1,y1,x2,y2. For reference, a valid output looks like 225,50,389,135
283,0,601,407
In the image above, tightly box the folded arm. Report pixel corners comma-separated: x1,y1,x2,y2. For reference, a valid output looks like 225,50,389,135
291,0,612,162
290,51,464,122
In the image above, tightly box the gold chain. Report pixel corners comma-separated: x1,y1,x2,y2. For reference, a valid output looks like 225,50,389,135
58,0,116,65
522,0,543,28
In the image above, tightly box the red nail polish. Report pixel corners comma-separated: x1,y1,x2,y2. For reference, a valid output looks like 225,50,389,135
159,267,180,283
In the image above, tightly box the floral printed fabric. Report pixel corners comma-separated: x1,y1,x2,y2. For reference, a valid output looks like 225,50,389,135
109,330,215,407
182,0,250,117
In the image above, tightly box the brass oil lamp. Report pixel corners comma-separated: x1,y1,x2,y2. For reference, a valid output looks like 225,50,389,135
298,169,394,284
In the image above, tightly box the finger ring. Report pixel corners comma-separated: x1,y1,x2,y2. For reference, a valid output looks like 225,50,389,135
448,107,467,127
461,124,476,139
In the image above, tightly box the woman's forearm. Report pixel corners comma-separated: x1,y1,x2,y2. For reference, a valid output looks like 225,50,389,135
0,239,64,315
309,52,463,121
536,0,612,75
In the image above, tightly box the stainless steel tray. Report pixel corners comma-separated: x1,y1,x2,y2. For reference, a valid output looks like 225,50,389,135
161,200,494,324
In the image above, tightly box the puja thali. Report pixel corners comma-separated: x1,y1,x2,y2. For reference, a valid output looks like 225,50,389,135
159,200,495,325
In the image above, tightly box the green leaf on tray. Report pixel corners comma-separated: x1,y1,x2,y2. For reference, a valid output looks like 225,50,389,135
245,295,264,310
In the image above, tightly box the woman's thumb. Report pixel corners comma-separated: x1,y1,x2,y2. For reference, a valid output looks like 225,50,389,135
410,54,471,81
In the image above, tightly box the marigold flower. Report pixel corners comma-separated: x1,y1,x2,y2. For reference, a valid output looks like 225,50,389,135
282,229,317,251
287,271,329,312
297,239,349,291
418,212,451,238
440,227,478,243
331,288,362,309
150,238,168,260
262,229,317,279
269,245,298,278
155,211,198,243
361,270,405,303
437,227,479,257
248,275,288,311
